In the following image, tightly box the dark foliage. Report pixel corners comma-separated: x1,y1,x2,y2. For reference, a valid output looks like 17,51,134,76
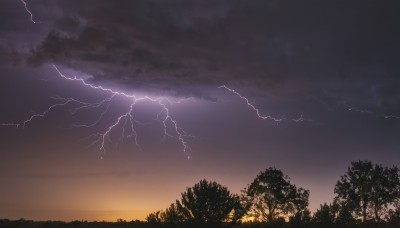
334,161,400,222
176,179,244,224
2,219,400,228
3,161,400,228
312,203,335,225
242,167,310,222
147,179,244,225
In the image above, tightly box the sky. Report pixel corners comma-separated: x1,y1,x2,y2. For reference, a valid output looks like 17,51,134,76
1,0,400,222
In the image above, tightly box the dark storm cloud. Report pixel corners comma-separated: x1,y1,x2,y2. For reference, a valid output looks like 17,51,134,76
0,0,57,67
21,0,400,108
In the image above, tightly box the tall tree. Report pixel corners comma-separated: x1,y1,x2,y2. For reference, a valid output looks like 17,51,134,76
243,167,310,221
334,160,400,222
176,179,244,224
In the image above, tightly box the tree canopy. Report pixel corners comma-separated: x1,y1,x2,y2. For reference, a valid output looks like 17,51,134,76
147,179,244,224
176,179,244,224
146,161,400,226
312,203,335,225
243,167,310,222
334,160,400,222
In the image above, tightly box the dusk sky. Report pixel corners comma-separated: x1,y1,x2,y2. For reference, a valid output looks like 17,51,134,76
1,0,400,222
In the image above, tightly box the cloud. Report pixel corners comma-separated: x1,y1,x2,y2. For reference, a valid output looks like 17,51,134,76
17,0,400,108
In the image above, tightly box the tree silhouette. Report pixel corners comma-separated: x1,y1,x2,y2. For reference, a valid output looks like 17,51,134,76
289,208,311,226
312,203,335,225
160,203,185,224
388,200,400,224
146,203,186,224
176,179,244,224
331,200,355,224
334,160,400,222
243,167,310,222
145,210,162,223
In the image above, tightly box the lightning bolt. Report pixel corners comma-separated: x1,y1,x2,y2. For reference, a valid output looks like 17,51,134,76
219,85,309,123
20,0,37,24
311,97,400,121
221,84,400,124
347,106,400,120
2,65,194,160
1,97,76,128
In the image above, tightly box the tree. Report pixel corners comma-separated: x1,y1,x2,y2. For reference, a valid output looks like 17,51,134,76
289,208,311,226
146,203,184,224
332,200,355,224
387,200,400,224
146,210,162,223
176,179,244,224
312,203,335,225
160,203,185,224
243,167,310,222
334,160,400,222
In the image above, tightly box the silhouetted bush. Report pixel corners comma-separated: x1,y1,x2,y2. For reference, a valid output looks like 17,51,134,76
147,179,244,226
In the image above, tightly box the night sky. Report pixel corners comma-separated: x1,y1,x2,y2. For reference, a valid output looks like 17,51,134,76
1,0,400,222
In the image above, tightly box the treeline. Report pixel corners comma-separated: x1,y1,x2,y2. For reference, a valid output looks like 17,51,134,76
145,160,400,227
1,160,400,228
2,219,400,228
